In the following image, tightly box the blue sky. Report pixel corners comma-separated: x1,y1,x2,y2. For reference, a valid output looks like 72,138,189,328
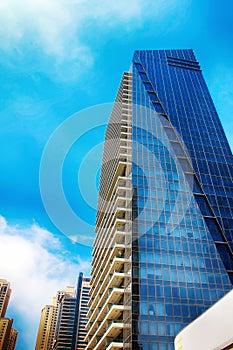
0,0,233,348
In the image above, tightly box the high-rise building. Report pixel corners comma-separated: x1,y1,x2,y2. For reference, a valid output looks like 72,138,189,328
53,274,91,350
5,328,18,350
35,304,57,350
53,286,77,350
76,274,90,350
35,274,90,350
0,279,18,350
86,50,233,349
0,318,13,350
0,318,18,350
0,280,11,318
35,288,74,350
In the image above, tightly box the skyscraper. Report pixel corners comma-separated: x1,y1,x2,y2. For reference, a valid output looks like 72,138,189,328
53,287,77,350
35,304,57,350
53,275,90,350
35,287,75,350
0,280,11,318
0,279,18,350
35,274,90,350
86,50,233,349
4,327,18,350
75,274,90,350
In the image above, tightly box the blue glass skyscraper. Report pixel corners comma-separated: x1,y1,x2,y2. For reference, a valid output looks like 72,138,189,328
86,50,233,350
130,49,233,349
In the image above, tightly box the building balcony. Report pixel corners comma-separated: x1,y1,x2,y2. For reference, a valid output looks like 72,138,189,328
86,304,124,348
86,271,127,325
89,248,127,300
86,287,124,338
106,341,123,350
87,263,128,317
91,213,131,282
91,320,124,350
96,170,131,227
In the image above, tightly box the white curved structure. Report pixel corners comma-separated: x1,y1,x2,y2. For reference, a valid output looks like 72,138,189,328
175,290,233,350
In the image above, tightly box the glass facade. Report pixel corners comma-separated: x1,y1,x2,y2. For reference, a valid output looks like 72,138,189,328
87,50,233,350
130,50,233,349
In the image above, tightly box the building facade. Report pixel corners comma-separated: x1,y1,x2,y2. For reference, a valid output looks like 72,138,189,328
86,50,233,349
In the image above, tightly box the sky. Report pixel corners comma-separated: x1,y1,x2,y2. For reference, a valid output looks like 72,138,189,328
0,0,233,348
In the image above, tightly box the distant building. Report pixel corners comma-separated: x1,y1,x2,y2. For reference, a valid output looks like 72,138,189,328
175,289,233,350
35,288,73,350
5,328,18,350
0,318,18,350
35,273,90,350
0,279,18,350
75,274,90,350
0,280,11,318
35,304,57,350
53,286,77,350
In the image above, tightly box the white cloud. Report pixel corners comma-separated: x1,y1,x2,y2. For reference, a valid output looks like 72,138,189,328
0,215,90,346
0,0,187,81
0,0,145,55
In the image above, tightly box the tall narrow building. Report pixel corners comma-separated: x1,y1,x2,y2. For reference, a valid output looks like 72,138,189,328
35,274,90,350
35,288,74,350
0,279,18,350
86,50,233,349
35,304,57,350
53,274,91,350
0,318,13,350
5,328,18,350
76,274,90,350
53,286,77,350
0,280,11,318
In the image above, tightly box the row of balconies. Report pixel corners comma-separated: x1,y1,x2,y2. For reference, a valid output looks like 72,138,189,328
92,177,132,268
86,75,131,350
88,261,129,320
94,177,132,248
96,175,131,222
91,216,132,295
86,288,124,338
86,304,124,347
86,271,127,327
90,241,126,298
87,319,124,350
89,255,126,303
85,269,127,350
96,161,131,228
96,108,132,216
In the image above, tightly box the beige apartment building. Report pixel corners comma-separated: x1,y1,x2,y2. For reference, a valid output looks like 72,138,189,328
0,280,11,318
85,72,132,349
0,279,18,350
0,318,18,350
35,288,74,350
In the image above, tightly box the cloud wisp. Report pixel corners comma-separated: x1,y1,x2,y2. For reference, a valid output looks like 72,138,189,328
0,215,90,346
0,0,187,81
